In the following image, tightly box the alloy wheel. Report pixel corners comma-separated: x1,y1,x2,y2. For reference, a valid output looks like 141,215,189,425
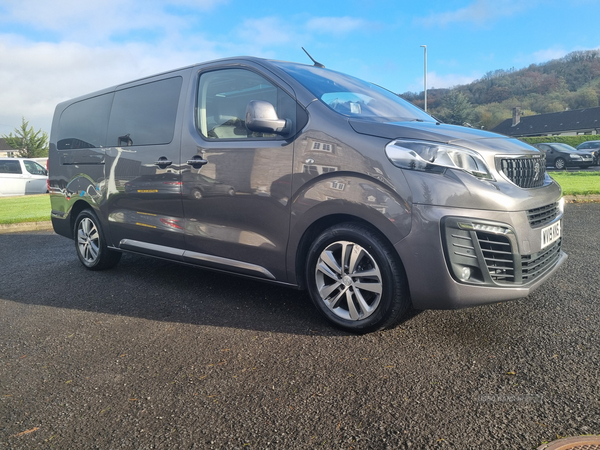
77,217,100,265
314,240,383,321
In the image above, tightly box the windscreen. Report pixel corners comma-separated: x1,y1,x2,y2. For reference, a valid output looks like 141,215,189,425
273,61,434,123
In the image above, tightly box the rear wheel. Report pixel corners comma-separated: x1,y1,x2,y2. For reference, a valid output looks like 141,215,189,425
554,158,566,170
74,209,121,270
305,223,410,333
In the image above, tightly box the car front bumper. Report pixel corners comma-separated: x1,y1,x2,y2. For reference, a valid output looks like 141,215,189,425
396,202,567,310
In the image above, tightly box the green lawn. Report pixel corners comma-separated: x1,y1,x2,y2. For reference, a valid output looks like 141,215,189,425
549,171,600,196
0,194,51,224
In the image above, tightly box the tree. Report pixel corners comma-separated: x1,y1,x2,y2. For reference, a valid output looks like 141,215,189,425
436,90,475,126
1,117,49,158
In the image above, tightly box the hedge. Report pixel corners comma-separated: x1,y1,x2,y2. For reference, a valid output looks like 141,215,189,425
519,135,600,147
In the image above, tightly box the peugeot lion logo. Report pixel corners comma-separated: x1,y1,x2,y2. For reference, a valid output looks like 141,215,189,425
533,162,541,181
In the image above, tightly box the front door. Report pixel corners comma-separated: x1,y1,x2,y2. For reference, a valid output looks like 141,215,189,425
180,66,297,281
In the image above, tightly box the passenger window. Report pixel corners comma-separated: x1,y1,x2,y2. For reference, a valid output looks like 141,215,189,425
58,93,113,150
197,69,295,139
107,77,183,147
0,161,22,174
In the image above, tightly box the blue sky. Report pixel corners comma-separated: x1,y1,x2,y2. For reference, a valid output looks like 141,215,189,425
1,0,600,136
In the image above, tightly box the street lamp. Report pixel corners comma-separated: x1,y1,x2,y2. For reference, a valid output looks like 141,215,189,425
420,45,427,112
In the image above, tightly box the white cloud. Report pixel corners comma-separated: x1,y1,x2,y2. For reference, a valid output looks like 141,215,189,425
530,47,570,63
515,45,600,65
0,34,224,134
416,0,536,27
0,0,227,44
236,17,298,48
406,71,481,92
306,16,372,35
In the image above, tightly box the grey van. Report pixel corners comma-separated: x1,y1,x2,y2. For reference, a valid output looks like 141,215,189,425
49,57,566,333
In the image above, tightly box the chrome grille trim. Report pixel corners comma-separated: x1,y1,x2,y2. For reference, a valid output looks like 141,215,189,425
497,155,546,188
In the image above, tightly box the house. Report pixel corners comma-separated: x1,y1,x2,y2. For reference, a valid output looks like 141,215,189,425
0,138,20,157
492,106,600,137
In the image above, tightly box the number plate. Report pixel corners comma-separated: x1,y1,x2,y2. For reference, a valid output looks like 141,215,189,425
541,220,561,249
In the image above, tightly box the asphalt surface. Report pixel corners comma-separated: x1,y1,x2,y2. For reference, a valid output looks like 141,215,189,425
1,203,599,450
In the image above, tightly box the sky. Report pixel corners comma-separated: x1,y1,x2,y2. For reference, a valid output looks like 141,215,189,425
1,0,600,136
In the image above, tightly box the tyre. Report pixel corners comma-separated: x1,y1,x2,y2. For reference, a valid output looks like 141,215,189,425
554,158,566,170
305,223,410,333
74,209,121,270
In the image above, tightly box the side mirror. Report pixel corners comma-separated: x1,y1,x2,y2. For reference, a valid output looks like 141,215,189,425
245,100,290,135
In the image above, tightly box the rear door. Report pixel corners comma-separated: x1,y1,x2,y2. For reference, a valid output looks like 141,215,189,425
105,72,190,256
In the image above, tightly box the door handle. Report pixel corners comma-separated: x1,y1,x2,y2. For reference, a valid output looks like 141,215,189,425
154,157,172,167
187,156,208,168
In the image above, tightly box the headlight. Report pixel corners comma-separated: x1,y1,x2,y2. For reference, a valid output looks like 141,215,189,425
385,139,493,180
569,153,582,160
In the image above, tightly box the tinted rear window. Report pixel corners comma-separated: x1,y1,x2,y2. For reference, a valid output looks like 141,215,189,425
58,93,113,150
107,77,182,147
0,160,22,174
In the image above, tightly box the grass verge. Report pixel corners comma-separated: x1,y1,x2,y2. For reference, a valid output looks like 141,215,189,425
549,171,600,196
0,194,51,224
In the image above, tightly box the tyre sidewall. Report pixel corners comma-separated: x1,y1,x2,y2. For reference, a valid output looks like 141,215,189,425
305,223,408,333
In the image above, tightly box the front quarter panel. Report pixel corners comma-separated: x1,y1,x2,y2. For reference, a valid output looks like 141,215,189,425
285,106,414,284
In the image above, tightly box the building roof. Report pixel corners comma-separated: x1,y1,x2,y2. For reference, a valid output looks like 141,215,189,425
492,106,600,137
0,138,14,151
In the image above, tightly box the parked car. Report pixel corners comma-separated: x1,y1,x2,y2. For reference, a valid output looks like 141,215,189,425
575,140,600,165
0,157,48,196
532,142,594,169
49,56,566,333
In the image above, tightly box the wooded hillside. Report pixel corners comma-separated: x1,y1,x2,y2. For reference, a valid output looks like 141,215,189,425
400,49,600,130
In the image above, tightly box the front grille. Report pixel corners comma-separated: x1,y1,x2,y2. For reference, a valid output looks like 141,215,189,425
522,239,562,282
476,232,515,283
527,202,560,228
499,156,546,188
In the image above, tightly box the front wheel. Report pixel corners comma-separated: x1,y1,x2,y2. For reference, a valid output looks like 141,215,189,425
74,209,121,270
305,223,410,333
554,158,566,170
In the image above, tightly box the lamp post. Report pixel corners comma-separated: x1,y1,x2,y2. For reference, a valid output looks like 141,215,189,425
420,45,427,112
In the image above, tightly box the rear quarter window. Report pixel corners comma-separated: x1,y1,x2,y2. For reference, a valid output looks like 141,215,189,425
0,160,22,174
107,77,183,147
58,93,113,150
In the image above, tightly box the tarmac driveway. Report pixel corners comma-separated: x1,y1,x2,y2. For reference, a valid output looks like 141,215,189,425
1,203,599,449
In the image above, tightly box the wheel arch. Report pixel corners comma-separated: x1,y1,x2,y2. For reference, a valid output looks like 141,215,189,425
68,200,95,238
291,210,409,290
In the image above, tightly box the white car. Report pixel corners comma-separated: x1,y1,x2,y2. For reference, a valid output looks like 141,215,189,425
0,158,48,196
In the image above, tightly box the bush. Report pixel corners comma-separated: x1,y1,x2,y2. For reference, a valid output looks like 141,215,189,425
519,135,599,147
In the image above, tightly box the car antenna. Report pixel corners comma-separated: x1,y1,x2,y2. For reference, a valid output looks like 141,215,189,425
302,47,325,68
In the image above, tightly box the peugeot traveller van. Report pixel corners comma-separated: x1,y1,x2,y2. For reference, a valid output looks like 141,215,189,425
49,57,566,333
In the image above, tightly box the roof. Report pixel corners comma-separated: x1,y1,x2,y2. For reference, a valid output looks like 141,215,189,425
0,138,14,151
492,107,600,137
